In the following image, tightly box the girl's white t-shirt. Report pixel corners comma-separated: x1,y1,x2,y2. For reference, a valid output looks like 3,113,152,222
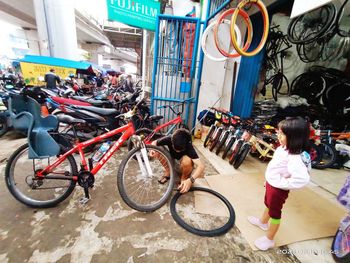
265,146,311,190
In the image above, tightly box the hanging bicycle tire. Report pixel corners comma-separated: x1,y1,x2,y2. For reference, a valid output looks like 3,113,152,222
287,4,336,44
170,187,235,237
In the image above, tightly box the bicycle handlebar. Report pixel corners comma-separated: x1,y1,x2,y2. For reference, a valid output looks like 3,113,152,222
157,97,194,113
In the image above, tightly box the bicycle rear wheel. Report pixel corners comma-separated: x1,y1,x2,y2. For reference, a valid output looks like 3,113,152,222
170,187,235,237
5,144,77,208
117,145,174,212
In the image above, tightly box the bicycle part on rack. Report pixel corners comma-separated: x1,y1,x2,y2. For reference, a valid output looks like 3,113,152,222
230,0,269,57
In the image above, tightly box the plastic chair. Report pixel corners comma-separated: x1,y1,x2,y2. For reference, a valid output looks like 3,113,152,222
8,93,33,134
26,96,60,159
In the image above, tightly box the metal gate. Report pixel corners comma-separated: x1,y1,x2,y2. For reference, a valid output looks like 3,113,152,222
151,14,200,129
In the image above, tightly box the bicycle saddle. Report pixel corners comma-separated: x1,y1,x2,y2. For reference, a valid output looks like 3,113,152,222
148,115,163,122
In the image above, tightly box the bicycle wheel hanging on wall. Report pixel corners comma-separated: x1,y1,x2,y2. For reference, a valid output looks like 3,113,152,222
213,8,252,58
230,0,269,57
170,187,235,237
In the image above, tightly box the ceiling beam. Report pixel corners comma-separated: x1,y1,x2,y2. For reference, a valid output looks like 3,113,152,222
0,0,36,26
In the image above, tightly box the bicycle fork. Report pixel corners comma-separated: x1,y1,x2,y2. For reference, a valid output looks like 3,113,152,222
132,135,153,176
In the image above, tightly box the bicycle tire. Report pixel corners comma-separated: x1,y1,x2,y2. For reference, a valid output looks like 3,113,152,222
5,143,77,208
222,136,236,160
117,145,175,212
233,144,251,169
170,187,235,237
230,0,269,57
0,115,8,137
215,131,229,155
336,0,350,38
229,139,243,165
203,125,215,148
312,142,337,169
209,128,223,152
277,74,290,96
331,229,350,262
201,20,228,62
214,8,250,58
271,74,283,101
287,4,336,44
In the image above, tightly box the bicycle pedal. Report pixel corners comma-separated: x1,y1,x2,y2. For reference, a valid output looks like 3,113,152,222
79,197,90,205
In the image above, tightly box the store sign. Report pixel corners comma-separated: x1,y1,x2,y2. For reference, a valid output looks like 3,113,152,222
20,62,76,85
106,0,161,31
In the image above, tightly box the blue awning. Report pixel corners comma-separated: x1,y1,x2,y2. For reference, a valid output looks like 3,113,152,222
19,55,92,70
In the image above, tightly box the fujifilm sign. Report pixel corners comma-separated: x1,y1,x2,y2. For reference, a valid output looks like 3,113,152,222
107,0,161,31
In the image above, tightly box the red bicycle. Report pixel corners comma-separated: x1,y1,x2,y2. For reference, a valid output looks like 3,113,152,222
127,98,193,150
5,102,175,212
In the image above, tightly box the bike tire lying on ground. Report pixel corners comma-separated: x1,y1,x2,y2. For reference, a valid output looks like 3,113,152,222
170,187,235,237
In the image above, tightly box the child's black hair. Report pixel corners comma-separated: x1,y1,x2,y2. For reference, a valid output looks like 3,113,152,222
278,117,310,154
172,128,192,151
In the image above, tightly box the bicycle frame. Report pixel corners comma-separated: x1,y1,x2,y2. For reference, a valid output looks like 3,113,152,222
37,121,135,179
144,115,182,144
250,135,275,159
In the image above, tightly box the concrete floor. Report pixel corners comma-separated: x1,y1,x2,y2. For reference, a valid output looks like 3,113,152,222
0,131,347,263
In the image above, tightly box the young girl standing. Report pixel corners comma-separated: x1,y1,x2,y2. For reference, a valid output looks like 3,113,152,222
248,117,311,250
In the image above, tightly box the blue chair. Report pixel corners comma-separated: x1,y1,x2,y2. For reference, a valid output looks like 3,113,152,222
8,93,33,134
26,96,60,159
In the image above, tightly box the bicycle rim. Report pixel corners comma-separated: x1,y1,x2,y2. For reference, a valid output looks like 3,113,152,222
287,4,335,44
5,144,77,208
117,145,175,212
170,187,235,237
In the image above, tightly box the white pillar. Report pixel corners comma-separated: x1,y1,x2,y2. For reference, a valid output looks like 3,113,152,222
34,0,78,60
33,0,50,56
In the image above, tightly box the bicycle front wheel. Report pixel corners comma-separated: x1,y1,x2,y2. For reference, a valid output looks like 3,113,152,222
117,145,175,212
5,144,77,208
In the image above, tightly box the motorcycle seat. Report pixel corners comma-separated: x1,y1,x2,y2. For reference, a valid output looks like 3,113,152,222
74,105,119,116
57,114,86,124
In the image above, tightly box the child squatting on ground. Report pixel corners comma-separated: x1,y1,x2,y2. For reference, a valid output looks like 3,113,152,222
248,117,311,250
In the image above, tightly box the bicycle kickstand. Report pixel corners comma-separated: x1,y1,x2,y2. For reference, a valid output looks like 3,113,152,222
79,186,90,205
